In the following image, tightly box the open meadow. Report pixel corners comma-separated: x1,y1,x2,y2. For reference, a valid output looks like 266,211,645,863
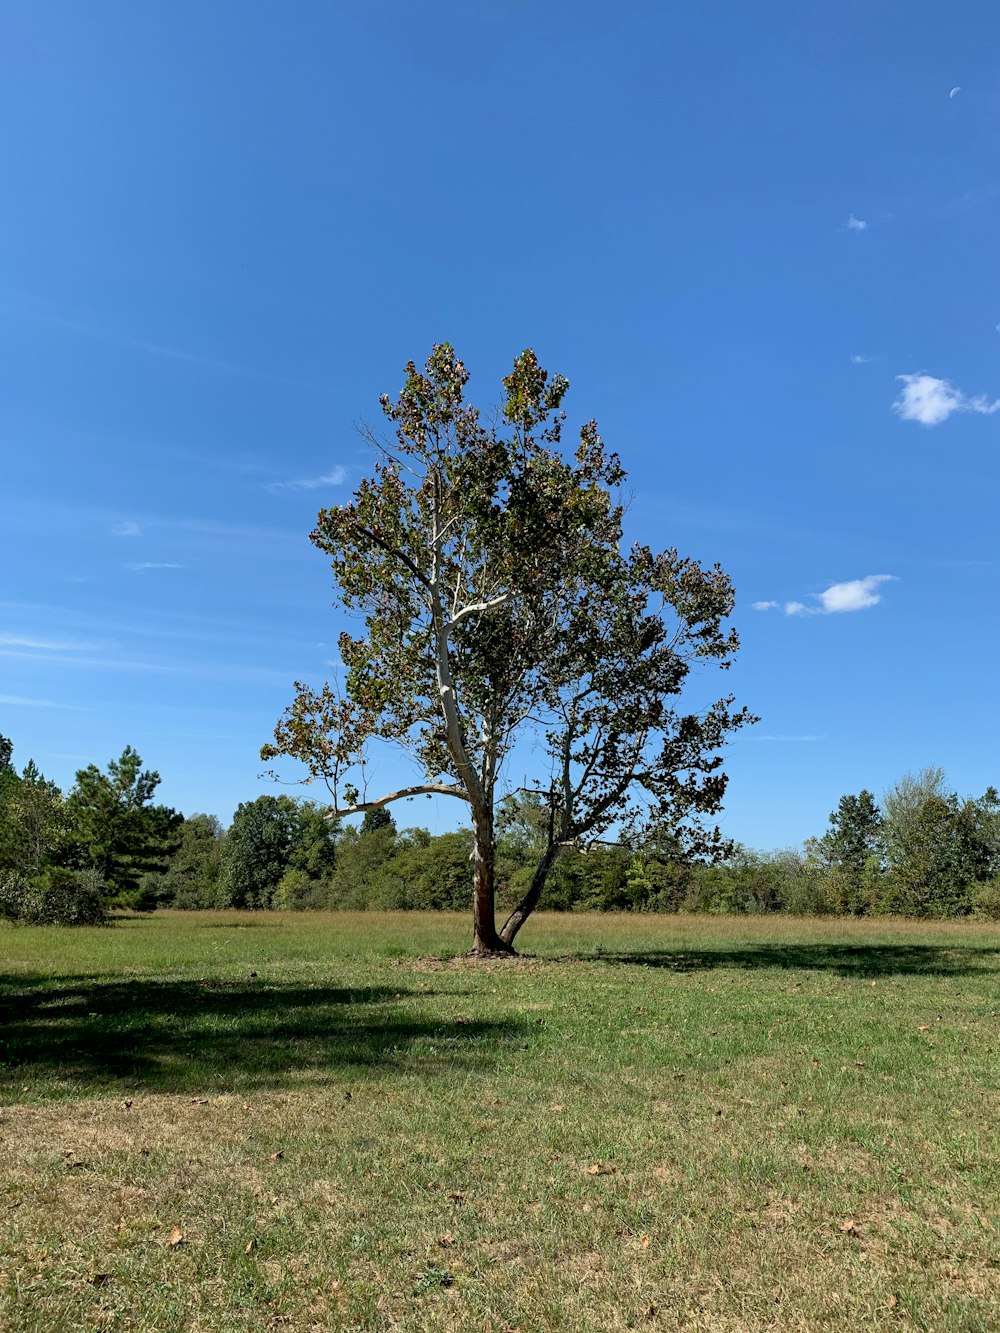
1,911,997,1332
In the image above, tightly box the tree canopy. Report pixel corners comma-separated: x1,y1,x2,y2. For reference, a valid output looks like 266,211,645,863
263,345,754,952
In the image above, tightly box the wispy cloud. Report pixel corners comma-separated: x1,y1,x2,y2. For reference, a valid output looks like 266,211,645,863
893,372,1000,426
752,734,826,743
126,562,183,573
0,646,293,687
754,575,897,617
113,519,142,537
0,693,82,710
850,354,873,365
0,296,338,395
267,467,347,494
846,214,868,232
0,633,101,651
949,86,961,99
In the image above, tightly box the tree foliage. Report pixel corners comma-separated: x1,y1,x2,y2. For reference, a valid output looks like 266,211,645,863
263,345,753,952
63,747,181,904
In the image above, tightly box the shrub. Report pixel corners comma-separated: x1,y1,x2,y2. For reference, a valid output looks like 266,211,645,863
273,868,328,910
970,880,1000,921
0,867,108,925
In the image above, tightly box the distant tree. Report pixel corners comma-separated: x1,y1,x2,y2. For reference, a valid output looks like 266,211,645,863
324,821,398,909
288,801,341,879
882,776,1000,916
360,806,396,838
0,733,13,776
63,748,181,903
0,760,65,880
157,813,225,909
806,789,884,914
263,345,752,953
216,796,298,909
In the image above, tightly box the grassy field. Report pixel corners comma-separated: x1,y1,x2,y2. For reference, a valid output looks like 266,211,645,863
0,911,997,1332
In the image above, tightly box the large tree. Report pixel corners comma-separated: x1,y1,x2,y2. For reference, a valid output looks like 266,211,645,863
263,345,752,953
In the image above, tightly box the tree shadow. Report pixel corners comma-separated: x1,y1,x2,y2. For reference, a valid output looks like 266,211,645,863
0,976,526,1098
577,943,1000,978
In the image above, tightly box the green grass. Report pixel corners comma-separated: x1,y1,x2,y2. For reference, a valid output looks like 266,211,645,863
1,911,998,1332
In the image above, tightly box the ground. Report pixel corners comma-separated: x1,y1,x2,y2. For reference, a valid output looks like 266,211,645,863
1,911,997,1332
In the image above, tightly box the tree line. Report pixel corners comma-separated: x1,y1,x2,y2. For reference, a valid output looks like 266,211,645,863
2,734,997,924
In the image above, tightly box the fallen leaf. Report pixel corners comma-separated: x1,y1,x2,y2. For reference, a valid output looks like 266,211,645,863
168,1227,185,1248
269,1151,284,1162
887,1294,898,1310
550,1104,565,1113
918,1025,930,1032
838,1218,859,1235
585,1163,603,1175
90,1273,111,1287
244,1239,256,1254
190,1098,208,1105
446,1190,466,1204
122,1099,133,1110
438,1232,455,1248
639,1233,651,1249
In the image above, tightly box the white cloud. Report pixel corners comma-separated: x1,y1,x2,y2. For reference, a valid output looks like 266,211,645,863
268,467,347,493
893,372,1000,426
949,86,961,98
127,562,183,573
850,354,872,365
113,520,142,537
846,214,868,232
754,575,896,617
815,575,895,613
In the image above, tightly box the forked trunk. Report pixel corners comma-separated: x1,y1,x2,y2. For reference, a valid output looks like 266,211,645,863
471,815,514,955
500,844,557,946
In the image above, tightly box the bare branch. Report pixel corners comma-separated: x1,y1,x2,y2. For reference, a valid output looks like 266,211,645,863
326,783,472,820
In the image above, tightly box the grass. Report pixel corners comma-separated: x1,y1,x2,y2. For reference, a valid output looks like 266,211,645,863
1,910,998,1332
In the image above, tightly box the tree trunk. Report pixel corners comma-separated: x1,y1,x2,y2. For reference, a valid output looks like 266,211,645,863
499,844,557,947
470,813,513,955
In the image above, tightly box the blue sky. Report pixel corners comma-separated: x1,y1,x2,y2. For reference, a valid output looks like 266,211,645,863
2,0,998,849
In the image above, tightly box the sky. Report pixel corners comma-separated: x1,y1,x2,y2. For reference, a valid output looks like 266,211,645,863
2,0,998,850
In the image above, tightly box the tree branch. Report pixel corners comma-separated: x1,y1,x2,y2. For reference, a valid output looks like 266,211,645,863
449,590,514,629
326,783,472,819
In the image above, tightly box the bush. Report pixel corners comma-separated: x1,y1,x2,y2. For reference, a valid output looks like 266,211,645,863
273,868,329,910
970,880,1000,921
0,867,108,925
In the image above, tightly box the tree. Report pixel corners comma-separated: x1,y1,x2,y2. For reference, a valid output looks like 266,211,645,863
881,772,1000,916
263,345,752,953
360,806,396,837
156,813,225,908
216,795,298,909
288,801,341,879
0,757,66,881
63,747,180,903
806,789,884,914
